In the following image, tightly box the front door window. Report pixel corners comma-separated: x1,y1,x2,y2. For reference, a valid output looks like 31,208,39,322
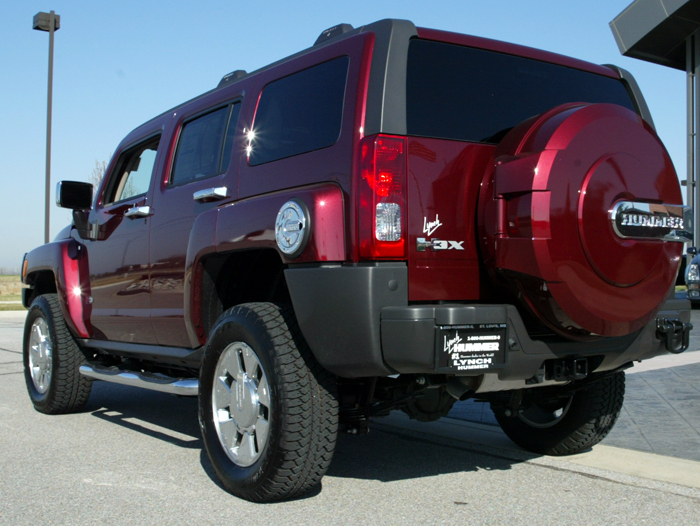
104,137,160,205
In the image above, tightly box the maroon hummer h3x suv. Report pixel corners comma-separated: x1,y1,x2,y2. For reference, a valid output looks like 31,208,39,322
21,19,694,502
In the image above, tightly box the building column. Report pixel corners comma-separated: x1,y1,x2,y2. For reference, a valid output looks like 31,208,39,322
688,32,700,250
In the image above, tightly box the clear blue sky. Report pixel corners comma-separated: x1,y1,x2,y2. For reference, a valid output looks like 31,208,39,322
0,0,686,271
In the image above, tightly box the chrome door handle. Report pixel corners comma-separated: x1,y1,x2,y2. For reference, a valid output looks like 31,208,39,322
124,206,152,219
193,187,228,202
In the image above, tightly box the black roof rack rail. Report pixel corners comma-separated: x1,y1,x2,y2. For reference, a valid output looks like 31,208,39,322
314,24,354,46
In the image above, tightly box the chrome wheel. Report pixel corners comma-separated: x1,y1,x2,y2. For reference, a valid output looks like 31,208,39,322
518,396,573,429
212,342,271,467
23,294,92,414
28,318,52,394
200,303,339,501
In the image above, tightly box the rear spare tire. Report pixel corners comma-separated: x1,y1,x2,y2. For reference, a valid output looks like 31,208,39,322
479,103,687,338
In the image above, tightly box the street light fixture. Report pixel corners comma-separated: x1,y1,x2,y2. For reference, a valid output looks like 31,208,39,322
33,11,61,244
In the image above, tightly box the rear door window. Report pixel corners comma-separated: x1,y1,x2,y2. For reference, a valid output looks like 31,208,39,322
406,39,636,144
171,102,242,186
248,57,349,166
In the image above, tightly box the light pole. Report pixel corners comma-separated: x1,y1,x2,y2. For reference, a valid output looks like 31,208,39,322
32,11,61,244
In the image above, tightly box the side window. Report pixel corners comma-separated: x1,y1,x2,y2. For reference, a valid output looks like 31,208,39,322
104,136,160,205
171,102,241,186
248,56,349,166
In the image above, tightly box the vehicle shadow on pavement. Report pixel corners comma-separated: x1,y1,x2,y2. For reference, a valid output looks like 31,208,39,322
86,381,201,449
83,382,525,490
326,425,524,483
195,449,325,501
80,382,323,499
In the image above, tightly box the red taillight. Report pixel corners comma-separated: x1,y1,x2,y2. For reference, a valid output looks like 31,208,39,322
359,134,406,259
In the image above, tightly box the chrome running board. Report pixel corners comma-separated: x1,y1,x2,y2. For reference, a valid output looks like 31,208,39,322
79,365,198,397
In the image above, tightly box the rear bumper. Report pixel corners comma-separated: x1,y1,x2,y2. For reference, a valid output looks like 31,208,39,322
285,264,691,385
381,299,691,387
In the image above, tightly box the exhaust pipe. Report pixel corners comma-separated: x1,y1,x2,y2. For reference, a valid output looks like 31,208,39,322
80,365,198,396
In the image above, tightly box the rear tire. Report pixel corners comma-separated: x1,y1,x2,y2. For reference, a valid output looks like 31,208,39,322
23,294,92,414
199,302,338,502
491,372,625,455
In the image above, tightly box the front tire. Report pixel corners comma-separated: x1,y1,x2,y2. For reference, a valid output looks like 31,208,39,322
199,303,338,502
491,372,625,455
23,294,92,414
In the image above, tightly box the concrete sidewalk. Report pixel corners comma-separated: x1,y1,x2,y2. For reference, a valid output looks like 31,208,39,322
375,412,700,492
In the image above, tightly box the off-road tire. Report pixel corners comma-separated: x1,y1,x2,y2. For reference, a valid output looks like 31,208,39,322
492,372,625,455
23,294,92,414
199,302,338,502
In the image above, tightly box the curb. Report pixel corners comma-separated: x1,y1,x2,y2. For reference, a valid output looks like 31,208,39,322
375,412,700,490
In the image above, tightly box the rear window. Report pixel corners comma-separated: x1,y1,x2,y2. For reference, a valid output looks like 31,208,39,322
248,57,349,166
406,39,636,144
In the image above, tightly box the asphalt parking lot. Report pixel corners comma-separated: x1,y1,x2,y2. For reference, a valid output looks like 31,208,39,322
2,310,700,525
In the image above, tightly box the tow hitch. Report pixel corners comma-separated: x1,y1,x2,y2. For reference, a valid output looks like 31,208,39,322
656,318,693,354
546,358,589,381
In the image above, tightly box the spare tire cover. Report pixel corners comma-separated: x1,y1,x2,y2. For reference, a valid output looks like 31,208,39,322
479,103,684,338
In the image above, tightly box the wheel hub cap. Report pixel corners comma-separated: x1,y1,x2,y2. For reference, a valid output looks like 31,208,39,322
212,342,270,467
232,373,258,428
28,318,52,394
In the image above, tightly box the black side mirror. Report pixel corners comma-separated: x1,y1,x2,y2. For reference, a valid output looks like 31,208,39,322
56,181,93,210
688,247,697,256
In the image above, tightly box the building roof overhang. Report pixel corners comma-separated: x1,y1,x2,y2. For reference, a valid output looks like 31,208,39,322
610,0,700,70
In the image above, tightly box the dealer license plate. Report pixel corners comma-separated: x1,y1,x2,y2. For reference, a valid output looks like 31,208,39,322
436,323,507,372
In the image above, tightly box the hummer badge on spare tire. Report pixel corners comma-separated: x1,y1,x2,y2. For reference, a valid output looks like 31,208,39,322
611,201,693,242
275,200,309,258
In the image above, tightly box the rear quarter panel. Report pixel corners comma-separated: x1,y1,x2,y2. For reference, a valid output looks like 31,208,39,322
407,138,495,301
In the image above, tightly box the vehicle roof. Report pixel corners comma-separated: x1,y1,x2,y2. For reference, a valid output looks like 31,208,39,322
123,19,620,140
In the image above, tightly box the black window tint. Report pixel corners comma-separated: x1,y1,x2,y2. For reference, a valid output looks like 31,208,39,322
249,57,349,166
407,40,636,144
221,102,242,174
104,136,160,205
171,106,229,185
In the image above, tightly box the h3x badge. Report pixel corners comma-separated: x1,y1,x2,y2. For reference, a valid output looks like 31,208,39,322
416,237,464,251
